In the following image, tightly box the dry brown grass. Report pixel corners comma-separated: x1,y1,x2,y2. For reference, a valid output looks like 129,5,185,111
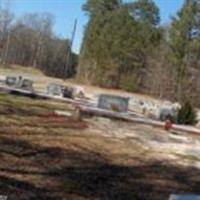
0,64,160,102
0,94,199,199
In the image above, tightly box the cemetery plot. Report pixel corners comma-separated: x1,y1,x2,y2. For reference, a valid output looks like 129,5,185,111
0,94,199,200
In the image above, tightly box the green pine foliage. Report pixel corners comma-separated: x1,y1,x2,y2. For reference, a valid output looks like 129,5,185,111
77,0,200,107
177,102,198,125
169,0,200,102
78,0,161,90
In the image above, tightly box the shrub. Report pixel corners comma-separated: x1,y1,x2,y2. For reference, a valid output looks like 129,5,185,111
177,102,198,125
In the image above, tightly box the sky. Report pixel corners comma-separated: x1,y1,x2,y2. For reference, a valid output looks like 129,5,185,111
9,0,185,53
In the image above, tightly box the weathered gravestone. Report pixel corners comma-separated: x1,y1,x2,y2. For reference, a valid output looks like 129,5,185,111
47,84,63,97
5,76,18,86
169,194,200,200
5,76,34,91
98,94,129,112
17,78,34,91
47,83,74,98
159,102,181,122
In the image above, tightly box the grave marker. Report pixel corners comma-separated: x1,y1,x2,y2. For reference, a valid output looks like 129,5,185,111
98,94,129,112
47,83,74,98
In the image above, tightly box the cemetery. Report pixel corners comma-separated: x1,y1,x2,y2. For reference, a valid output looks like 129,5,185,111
0,0,200,198
5,76,34,91
0,74,200,135
0,90,199,200
0,69,199,200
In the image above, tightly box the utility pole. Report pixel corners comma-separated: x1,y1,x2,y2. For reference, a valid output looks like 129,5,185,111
3,31,10,64
0,0,3,63
1,0,11,64
64,18,77,80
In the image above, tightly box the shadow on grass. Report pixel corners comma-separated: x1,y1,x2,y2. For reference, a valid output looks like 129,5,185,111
0,175,55,200
0,136,199,200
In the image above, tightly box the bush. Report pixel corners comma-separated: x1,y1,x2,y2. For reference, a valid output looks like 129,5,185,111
177,102,198,125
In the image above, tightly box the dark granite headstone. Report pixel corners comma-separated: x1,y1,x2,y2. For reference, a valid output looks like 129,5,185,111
63,87,74,98
98,94,129,112
159,108,175,121
47,84,74,98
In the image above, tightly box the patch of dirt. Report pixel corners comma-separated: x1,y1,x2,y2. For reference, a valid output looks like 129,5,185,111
87,117,200,168
0,66,199,199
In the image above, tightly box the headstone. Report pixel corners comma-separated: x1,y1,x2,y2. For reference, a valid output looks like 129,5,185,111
63,87,74,98
98,94,129,112
159,102,181,122
5,76,18,86
47,83,74,98
17,78,34,91
47,84,64,97
5,76,33,91
169,195,200,200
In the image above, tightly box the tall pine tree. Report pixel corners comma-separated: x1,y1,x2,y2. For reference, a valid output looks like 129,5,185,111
169,0,200,102
78,0,161,91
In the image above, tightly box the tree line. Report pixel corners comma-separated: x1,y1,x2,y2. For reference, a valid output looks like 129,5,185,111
1,0,200,107
77,0,200,107
0,4,77,78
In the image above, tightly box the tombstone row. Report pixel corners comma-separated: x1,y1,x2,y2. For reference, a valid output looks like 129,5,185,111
3,75,85,99
5,76,34,91
2,75,182,118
